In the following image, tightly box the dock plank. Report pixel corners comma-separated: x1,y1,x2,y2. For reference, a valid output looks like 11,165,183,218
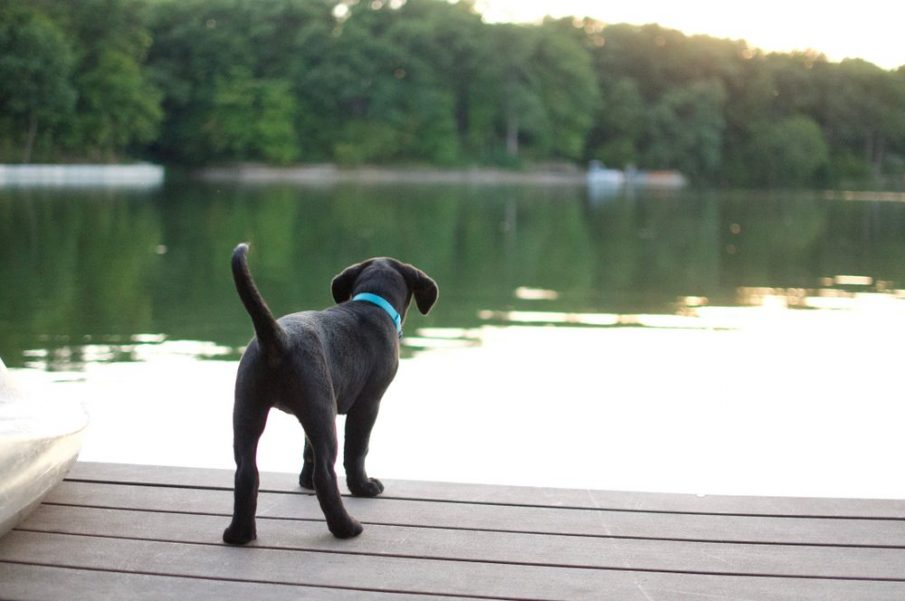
17,504,905,580
44,480,905,547
2,462,904,601
0,563,455,601
68,462,905,518
4,530,905,601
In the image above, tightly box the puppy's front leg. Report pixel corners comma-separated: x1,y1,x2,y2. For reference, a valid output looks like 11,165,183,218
344,399,385,497
299,437,315,490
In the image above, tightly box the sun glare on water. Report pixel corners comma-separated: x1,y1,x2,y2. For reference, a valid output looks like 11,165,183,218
32,278,904,501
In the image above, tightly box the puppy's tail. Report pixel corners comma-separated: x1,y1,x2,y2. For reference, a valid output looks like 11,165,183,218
231,243,287,360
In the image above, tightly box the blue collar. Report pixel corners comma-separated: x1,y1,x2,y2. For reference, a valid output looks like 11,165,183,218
352,293,403,337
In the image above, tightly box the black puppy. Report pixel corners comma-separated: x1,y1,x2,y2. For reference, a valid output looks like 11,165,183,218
223,243,438,542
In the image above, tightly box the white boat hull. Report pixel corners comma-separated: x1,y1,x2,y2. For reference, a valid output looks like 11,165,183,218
0,359,87,537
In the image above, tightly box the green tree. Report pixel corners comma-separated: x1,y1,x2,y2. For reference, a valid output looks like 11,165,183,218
204,68,258,160
763,52,825,117
204,68,299,164
533,20,600,160
0,5,76,162
816,59,905,180
254,79,301,164
587,22,743,179
382,0,491,163
489,24,546,159
744,115,829,186
642,80,727,179
298,0,467,164
146,0,259,163
304,2,417,163
73,48,162,159
720,51,775,184
397,0,492,160
32,0,162,160
486,20,598,162
585,76,645,167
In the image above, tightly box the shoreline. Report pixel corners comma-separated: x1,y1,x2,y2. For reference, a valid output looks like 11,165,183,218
193,163,588,185
0,164,164,187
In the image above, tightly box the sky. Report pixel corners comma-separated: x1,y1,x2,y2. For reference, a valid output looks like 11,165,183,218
473,0,905,70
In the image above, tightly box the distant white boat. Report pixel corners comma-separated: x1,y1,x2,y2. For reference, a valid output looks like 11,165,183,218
586,160,625,187
587,161,687,191
0,358,87,537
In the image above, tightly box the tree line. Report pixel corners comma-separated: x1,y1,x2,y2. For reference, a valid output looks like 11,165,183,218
2,0,904,186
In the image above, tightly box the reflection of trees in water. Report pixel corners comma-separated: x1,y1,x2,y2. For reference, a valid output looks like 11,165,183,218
588,189,905,307
1,184,904,367
0,188,161,365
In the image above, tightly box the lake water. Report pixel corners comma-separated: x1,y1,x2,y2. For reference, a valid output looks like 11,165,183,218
2,181,904,499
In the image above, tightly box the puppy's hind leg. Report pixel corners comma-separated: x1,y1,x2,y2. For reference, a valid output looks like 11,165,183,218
303,412,364,539
223,398,268,545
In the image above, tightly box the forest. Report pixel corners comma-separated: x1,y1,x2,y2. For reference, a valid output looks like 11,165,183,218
2,0,905,186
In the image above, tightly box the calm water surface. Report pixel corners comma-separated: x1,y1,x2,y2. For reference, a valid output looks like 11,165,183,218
2,181,904,498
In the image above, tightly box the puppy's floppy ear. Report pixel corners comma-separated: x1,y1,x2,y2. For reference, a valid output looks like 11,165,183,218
331,260,370,303
402,264,439,315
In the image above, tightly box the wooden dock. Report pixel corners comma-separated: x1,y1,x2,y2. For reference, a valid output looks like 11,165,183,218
1,462,904,600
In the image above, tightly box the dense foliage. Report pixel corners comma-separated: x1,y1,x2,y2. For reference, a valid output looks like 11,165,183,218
2,0,904,186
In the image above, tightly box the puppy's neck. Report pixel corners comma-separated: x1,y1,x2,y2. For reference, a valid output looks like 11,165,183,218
352,292,403,337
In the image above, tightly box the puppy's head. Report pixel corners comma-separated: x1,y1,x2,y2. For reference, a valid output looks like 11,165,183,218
332,258,438,316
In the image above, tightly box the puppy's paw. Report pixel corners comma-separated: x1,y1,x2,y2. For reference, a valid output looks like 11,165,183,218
348,477,384,498
329,517,364,539
223,522,256,545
